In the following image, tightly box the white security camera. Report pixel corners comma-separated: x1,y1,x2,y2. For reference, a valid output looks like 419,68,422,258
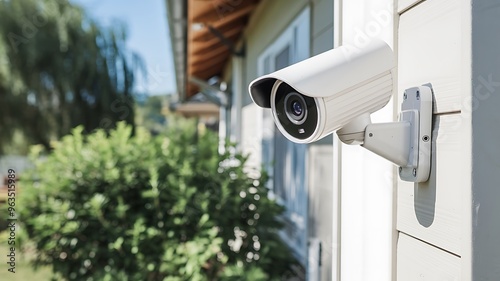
249,39,394,144
248,39,434,183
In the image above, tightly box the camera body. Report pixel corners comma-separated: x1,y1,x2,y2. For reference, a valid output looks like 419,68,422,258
249,39,395,143
248,39,434,183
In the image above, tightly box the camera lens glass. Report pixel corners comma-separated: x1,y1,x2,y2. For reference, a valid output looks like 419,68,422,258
273,82,318,140
291,101,303,116
284,92,307,124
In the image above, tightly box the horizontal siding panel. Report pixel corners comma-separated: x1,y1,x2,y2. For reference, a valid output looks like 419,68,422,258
398,233,461,280
398,114,463,255
399,0,463,114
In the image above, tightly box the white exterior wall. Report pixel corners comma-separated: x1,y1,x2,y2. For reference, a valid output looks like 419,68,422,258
236,0,500,280
335,0,491,279
377,0,499,280
396,1,468,280
396,0,472,279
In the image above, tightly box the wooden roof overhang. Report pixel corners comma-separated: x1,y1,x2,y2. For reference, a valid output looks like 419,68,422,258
184,0,260,99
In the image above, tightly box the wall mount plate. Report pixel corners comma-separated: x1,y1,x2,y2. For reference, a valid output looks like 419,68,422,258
398,86,433,182
339,85,434,183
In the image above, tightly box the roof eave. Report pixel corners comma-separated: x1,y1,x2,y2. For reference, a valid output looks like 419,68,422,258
166,0,187,101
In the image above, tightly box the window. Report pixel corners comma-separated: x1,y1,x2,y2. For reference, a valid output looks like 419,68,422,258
257,7,310,264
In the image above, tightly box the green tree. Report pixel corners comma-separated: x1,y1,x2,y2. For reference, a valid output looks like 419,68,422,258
0,0,142,155
19,122,298,281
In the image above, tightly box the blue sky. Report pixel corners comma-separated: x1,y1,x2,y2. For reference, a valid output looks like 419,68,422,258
70,0,176,96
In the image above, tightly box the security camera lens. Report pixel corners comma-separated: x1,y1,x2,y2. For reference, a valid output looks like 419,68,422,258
273,82,318,140
291,101,303,116
284,93,307,124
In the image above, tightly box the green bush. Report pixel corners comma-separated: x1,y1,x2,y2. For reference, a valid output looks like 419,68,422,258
19,122,297,280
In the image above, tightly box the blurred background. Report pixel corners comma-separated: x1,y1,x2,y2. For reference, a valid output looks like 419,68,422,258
0,0,343,279
0,0,174,158
0,0,309,280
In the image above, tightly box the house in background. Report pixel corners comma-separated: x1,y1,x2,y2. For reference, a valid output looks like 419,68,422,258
166,0,335,280
167,0,500,280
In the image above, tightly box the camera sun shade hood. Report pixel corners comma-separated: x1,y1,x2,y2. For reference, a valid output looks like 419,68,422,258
248,39,396,108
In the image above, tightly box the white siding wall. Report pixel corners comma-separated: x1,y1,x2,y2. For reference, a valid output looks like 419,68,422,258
396,0,472,279
397,233,461,280
240,0,500,280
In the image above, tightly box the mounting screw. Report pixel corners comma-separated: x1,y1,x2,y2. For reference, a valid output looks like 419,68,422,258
416,90,420,100
412,168,417,177
369,133,373,137
399,167,402,173
422,135,430,142
403,92,407,100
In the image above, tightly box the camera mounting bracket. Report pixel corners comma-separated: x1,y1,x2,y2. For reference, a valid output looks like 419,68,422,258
338,85,433,183
397,86,433,182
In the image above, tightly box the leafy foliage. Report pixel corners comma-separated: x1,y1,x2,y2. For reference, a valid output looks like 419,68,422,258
19,122,297,280
0,0,142,155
